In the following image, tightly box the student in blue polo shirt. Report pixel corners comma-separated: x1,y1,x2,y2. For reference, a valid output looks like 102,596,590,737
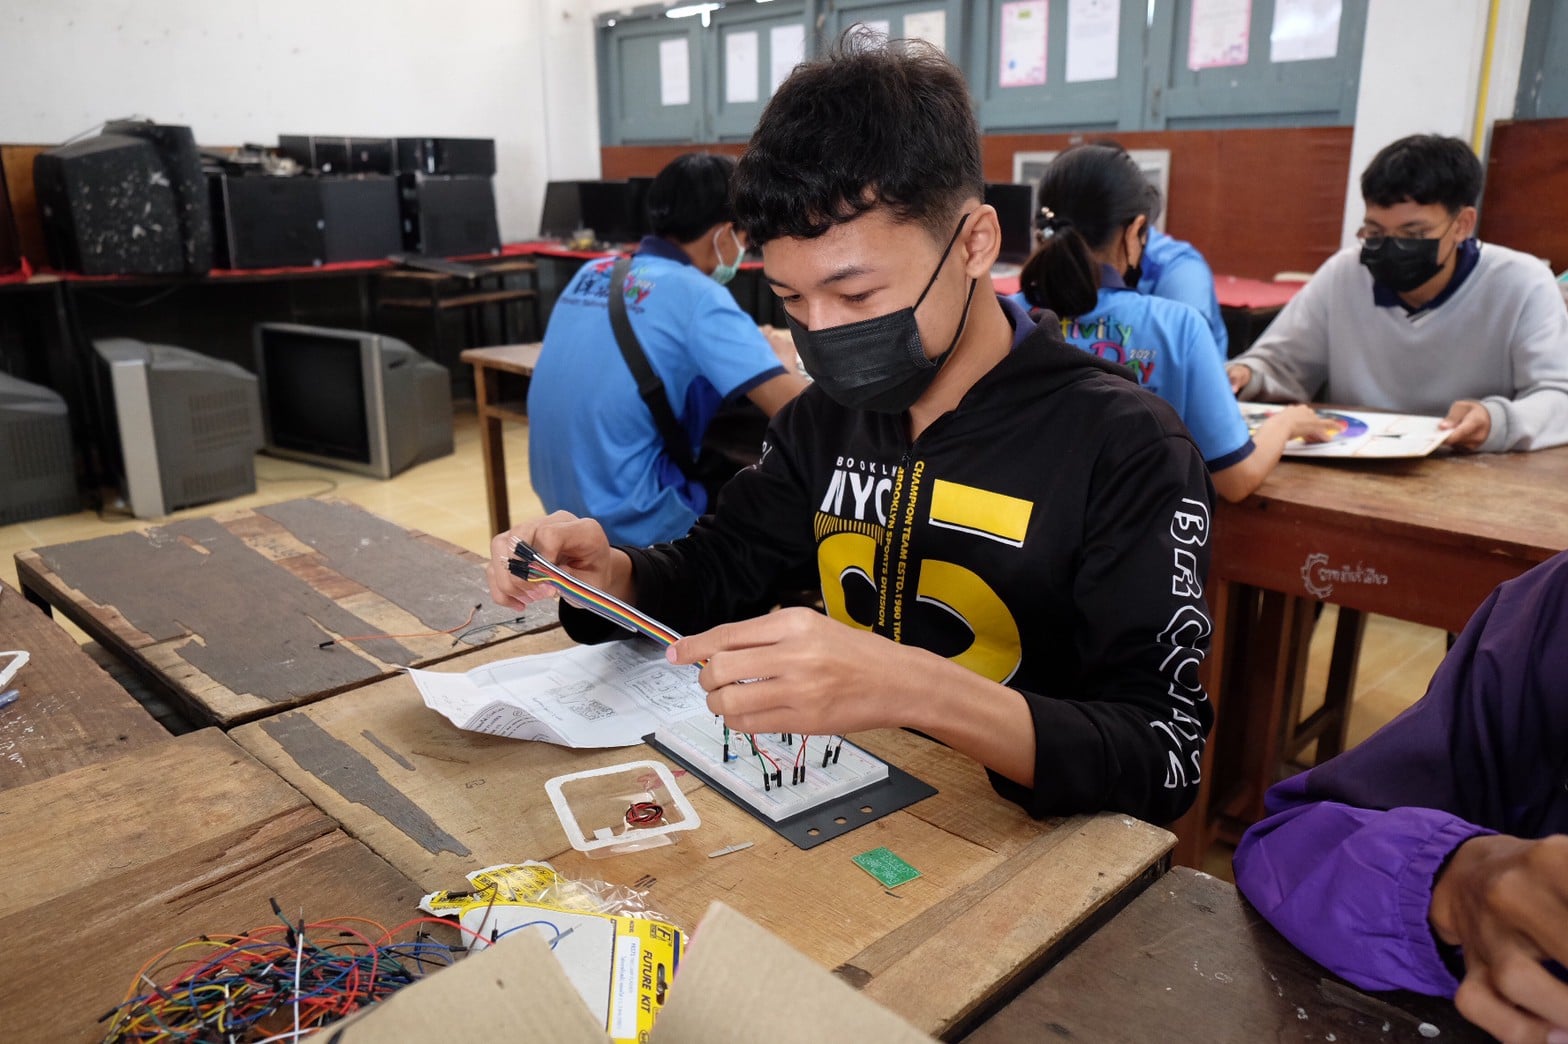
1016,145,1325,501
527,154,806,546
1143,227,1229,361
1090,139,1228,360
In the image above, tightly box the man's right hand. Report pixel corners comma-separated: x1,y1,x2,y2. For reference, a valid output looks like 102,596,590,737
486,511,628,611
1428,833,1568,1042
1228,363,1253,395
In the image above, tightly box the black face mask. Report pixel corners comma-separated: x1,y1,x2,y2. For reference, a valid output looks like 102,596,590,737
1360,228,1451,293
785,213,977,414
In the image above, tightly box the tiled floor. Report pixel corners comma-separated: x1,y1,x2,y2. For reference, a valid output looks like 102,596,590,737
2,410,1450,879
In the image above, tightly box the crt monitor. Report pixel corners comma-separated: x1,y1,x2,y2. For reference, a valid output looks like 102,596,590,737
255,323,454,479
0,372,79,524
91,338,263,519
539,181,583,240
578,180,636,245
985,182,1035,265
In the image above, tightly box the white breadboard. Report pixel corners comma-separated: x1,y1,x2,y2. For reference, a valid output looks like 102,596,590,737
650,717,889,822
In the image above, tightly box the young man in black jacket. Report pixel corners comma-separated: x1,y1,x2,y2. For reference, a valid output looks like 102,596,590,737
488,35,1215,824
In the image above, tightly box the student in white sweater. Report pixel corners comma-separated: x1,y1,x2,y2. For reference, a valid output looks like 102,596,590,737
1228,134,1568,453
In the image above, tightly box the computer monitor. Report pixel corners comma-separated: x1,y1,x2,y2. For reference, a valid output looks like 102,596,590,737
0,372,79,524
985,182,1035,264
578,180,636,245
626,176,656,240
539,181,584,240
91,338,263,519
255,323,454,479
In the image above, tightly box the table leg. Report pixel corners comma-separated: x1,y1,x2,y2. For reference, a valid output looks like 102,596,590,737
472,364,510,536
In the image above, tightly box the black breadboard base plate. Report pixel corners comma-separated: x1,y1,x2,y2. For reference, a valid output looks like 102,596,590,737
642,732,937,850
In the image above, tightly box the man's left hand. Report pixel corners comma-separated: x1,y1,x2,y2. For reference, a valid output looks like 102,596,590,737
1440,399,1492,451
667,608,905,735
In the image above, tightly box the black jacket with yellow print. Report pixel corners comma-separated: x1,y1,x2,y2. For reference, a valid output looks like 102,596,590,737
564,300,1215,824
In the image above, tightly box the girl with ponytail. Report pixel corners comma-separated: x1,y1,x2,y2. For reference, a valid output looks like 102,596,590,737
1017,145,1326,501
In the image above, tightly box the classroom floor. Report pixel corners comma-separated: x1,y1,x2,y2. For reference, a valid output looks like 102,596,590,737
0,406,1449,880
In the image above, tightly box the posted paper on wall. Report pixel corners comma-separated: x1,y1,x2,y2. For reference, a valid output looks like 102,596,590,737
1269,0,1341,64
410,641,710,748
659,37,690,107
903,10,947,53
999,0,1049,88
1066,0,1119,83
769,24,806,94
1188,0,1250,71
725,30,760,104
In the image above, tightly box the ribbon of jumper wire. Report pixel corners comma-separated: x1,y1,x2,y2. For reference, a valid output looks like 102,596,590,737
508,536,750,765
508,536,685,648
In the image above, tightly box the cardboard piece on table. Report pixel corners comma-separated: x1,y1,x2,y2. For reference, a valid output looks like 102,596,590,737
328,900,935,1043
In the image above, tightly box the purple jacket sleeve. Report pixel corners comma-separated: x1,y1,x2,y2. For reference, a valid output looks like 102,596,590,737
1233,550,1568,997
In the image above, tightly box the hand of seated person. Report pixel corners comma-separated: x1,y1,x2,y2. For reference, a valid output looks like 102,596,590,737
667,607,911,736
487,511,621,612
1440,399,1492,451
1227,363,1252,395
758,324,802,374
1428,833,1568,1042
1273,403,1336,444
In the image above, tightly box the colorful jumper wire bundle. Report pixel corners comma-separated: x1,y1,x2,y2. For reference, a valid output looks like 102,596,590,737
99,901,479,1043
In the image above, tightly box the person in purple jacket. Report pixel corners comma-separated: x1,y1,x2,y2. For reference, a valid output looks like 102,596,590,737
1234,551,1568,1043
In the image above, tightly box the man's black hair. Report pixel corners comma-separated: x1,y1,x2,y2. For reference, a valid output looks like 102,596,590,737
732,30,984,245
646,152,736,243
1360,134,1483,213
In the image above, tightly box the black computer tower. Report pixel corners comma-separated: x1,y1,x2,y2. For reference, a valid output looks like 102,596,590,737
34,135,186,275
209,174,325,269
398,174,499,257
102,121,213,274
320,176,402,262
394,138,496,177
0,162,20,275
279,136,394,175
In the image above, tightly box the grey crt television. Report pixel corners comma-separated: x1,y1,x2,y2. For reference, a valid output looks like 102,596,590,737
0,372,79,524
91,338,263,519
254,323,453,479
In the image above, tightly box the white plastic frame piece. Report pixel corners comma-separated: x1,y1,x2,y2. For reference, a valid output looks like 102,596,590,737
545,759,701,856
0,650,29,690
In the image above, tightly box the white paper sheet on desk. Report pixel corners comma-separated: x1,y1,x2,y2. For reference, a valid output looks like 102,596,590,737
409,641,710,748
1240,405,1453,459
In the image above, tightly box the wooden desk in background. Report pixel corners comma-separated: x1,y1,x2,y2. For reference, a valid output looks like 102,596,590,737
0,729,434,1042
966,866,1486,1043
0,577,165,789
462,342,543,536
14,497,557,728
231,632,1176,1040
1175,447,1568,867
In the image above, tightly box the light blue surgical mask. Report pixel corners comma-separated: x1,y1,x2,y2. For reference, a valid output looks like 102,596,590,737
711,227,743,286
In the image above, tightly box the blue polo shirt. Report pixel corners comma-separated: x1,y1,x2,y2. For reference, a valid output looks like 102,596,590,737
1019,269,1252,470
527,236,786,546
1141,229,1229,361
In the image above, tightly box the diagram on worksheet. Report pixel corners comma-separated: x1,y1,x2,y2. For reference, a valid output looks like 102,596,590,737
651,717,889,822
410,641,712,748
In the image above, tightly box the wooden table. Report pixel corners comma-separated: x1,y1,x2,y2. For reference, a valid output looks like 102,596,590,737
1175,448,1568,866
14,497,557,728
462,342,543,535
232,633,1177,1040
0,577,166,789
0,729,434,1042
966,866,1486,1043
